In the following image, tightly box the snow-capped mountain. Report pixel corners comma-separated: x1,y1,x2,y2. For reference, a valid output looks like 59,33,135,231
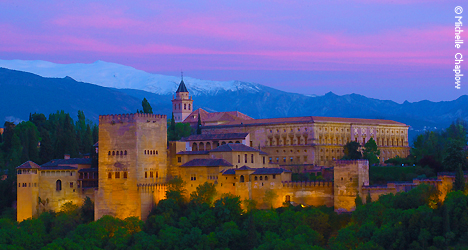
0,59,262,96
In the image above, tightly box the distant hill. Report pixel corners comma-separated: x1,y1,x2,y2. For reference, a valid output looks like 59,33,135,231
1,67,467,143
0,68,142,123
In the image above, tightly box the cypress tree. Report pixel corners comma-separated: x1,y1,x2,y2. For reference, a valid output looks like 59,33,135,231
142,98,153,114
366,190,372,204
454,164,466,191
197,114,202,135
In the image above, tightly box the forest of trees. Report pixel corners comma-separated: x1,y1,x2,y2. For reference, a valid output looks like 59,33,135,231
0,111,99,217
0,179,467,249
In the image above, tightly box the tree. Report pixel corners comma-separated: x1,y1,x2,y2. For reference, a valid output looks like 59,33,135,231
366,190,372,204
343,141,362,160
142,98,153,114
262,189,278,209
442,140,467,171
355,194,363,207
453,164,465,192
197,115,202,135
363,138,380,165
190,182,217,206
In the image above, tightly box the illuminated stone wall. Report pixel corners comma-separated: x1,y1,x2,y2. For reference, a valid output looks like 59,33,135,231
334,160,369,212
16,169,39,222
95,113,167,220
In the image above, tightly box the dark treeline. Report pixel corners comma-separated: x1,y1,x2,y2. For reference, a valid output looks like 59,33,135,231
0,111,98,215
1,180,468,249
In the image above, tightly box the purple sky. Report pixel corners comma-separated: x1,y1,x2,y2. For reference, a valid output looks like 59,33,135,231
0,0,466,103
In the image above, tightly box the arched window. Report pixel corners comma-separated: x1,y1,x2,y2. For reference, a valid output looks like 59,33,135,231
240,175,245,183
285,195,290,202
108,172,112,179
221,141,226,145
188,104,191,110
192,143,198,151
112,151,115,156
56,180,62,191
260,176,263,180
116,151,119,155
206,142,211,150
124,150,127,155
254,176,258,180
108,151,111,155
199,142,205,151
156,150,158,155
120,151,123,155
265,176,268,180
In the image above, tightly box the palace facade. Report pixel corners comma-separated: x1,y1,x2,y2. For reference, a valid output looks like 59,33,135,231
17,78,432,222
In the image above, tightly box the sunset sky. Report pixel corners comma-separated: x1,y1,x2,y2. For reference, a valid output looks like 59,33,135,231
0,0,466,103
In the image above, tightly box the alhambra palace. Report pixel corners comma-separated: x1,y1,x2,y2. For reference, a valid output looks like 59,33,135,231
15,79,458,222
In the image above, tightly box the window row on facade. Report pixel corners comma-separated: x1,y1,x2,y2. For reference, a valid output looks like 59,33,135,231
40,171,74,176
144,171,159,178
144,150,158,155
17,169,37,174
18,182,37,188
108,150,127,156
269,128,308,133
108,172,128,179
174,103,191,111
192,141,241,151
268,136,307,146
269,156,308,164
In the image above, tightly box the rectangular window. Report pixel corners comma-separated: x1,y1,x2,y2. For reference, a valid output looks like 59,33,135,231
150,171,153,178
238,155,241,163
251,154,254,163
283,157,286,163
273,175,276,179
70,182,73,188
276,157,279,163
263,157,266,164
250,141,253,147
123,172,128,178
115,172,120,178
269,157,272,163
290,157,293,162
156,171,159,178
245,154,248,163
191,174,196,181
145,172,147,178
178,157,181,163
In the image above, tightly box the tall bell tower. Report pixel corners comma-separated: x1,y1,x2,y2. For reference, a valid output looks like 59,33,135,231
172,73,193,123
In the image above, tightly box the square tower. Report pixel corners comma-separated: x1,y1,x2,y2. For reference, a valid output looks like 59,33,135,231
172,78,193,123
334,159,369,212
95,113,167,220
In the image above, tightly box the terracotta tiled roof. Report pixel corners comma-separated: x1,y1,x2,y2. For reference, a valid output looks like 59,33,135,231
181,133,249,141
203,116,406,128
253,168,291,174
40,166,78,170
181,158,233,167
182,108,253,125
17,161,41,169
176,151,210,155
41,158,92,167
210,143,264,153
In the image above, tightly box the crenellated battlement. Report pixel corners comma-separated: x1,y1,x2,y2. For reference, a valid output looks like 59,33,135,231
334,159,369,165
282,180,333,188
99,113,167,123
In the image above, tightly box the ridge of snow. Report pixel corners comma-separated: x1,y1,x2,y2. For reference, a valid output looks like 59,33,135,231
0,59,262,95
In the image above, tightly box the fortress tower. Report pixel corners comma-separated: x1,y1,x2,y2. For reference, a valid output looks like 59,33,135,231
95,113,167,220
172,74,193,123
334,160,369,212
16,161,40,222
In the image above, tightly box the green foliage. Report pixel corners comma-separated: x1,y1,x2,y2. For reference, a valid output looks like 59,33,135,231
369,165,435,185
343,141,362,160
167,119,191,141
443,140,468,171
197,114,202,135
453,165,466,192
363,138,380,165
141,98,153,114
189,182,217,206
